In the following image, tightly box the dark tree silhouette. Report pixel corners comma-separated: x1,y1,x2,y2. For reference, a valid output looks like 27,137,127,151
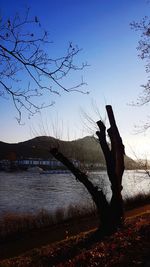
131,16,150,107
0,9,88,123
51,105,125,235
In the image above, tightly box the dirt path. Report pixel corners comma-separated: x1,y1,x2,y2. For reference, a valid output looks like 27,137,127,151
0,204,150,260
125,204,150,218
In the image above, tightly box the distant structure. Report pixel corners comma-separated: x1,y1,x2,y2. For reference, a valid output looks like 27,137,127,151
17,158,79,168
0,157,106,171
0,158,80,171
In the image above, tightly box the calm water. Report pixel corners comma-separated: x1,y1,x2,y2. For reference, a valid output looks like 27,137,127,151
0,170,149,216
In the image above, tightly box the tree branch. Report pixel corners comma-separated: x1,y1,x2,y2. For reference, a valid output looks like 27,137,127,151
0,10,88,122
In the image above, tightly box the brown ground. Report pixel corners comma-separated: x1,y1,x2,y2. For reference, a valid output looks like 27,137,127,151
0,205,150,266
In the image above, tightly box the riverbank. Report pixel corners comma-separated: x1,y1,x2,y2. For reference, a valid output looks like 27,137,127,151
1,192,149,242
0,205,149,266
0,204,150,263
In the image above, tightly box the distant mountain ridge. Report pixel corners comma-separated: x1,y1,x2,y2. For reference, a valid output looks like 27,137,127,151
0,136,136,169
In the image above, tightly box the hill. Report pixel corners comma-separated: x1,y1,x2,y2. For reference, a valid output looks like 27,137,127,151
0,136,137,169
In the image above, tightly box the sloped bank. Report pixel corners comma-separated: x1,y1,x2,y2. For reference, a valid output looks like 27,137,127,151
0,204,149,266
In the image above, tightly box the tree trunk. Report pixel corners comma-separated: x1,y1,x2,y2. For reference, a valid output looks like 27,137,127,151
96,105,125,230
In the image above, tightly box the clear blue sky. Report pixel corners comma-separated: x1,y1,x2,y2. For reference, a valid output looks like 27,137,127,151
0,0,150,159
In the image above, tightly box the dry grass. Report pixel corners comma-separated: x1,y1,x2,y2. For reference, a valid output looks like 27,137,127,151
0,205,96,240
0,192,149,241
124,192,150,210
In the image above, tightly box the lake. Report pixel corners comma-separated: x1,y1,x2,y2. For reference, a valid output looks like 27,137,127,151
0,170,149,216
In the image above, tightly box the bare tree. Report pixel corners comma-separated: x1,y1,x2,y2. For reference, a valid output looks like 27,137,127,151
51,105,125,235
131,15,150,108
0,9,88,123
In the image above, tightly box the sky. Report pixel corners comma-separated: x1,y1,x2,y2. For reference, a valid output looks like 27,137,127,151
0,0,150,160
